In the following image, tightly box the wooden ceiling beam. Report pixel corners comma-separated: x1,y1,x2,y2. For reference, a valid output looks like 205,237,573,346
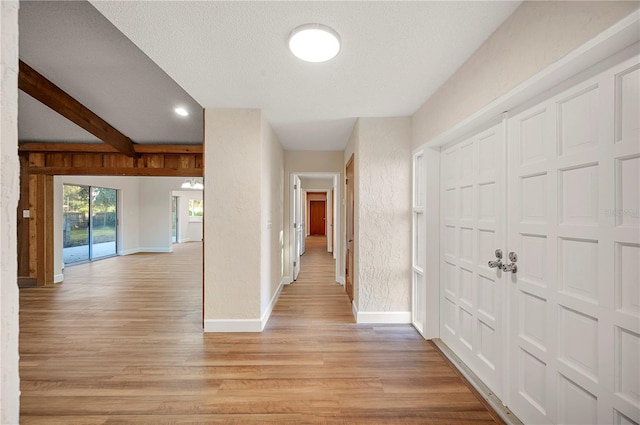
19,142,203,155
18,60,140,158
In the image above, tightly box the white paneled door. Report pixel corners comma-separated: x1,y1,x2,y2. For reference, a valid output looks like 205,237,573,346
440,121,507,399
507,55,640,425
438,53,639,425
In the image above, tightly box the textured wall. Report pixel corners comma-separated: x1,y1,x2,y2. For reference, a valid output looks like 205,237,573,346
204,109,262,320
412,1,640,147
260,116,284,314
1,1,20,421
357,118,412,312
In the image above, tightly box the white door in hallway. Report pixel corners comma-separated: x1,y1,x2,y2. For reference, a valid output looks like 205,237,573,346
293,175,302,280
507,55,640,425
440,121,507,399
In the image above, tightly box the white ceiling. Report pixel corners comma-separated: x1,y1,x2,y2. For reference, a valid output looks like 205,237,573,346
19,1,521,151
18,1,203,144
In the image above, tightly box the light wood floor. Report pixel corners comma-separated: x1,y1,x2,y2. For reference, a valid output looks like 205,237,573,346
19,237,504,424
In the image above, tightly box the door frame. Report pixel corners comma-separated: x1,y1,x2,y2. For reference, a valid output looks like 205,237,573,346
289,172,343,284
412,12,639,341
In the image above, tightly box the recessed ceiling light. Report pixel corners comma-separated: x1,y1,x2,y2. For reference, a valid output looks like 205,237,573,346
174,107,189,117
288,23,341,63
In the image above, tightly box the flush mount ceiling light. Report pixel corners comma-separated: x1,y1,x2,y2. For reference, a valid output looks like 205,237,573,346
288,23,341,63
174,107,189,117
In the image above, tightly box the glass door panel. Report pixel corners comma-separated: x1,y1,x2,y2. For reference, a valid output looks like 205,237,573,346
172,196,178,243
91,187,117,259
63,184,90,264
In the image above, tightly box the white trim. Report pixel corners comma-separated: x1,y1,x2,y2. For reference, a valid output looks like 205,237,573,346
337,276,345,286
178,238,192,243
118,248,139,256
433,339,523,425
260,278,286,329
351,301,358,321
54,274,64,284
355,310,412,324
204,277,289,333
289,171,342,284
204,319,262,332
282,275,293,285
137,247,173,253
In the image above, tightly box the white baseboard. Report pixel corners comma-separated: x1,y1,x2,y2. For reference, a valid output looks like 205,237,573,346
204,319,262,332
282,276,293,285
54,274,64,284
178,238,191,243
119,248,140,256
352,301,358,321
260,278,286,329
336,276,345,285
204,277,288,333
354,309,412,324
137,247,173,253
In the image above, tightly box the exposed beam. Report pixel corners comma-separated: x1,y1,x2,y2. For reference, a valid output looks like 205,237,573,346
18,60,139,158
19,142,203,155
26,167,203,177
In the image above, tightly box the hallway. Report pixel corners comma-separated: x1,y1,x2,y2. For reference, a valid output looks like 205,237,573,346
19,238,504,424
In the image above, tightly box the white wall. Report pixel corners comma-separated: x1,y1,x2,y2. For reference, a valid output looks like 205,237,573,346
204,108,285,331
204,109,263,325
260,116,284,317
0,1,20,421
356,118,412,318
172,189,203,243
412,1,640,148
137,177,186,251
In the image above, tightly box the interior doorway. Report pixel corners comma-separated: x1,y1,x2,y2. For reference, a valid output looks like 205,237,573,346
345,156,354,301
289,172,342,285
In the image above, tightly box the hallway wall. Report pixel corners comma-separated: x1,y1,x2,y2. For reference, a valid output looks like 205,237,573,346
347,118,412,321
412,1,640,147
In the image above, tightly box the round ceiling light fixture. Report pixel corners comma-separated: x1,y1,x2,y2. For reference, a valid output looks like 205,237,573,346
174,107,189,117
288,23,341,63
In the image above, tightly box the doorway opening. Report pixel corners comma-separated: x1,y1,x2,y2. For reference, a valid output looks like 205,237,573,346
289,172,342,285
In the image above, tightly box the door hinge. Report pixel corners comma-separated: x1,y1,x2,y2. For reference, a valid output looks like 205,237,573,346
294,261,297,267
294,223,297,228
294,184,297,189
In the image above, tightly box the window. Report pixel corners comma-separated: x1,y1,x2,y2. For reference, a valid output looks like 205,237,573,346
188,199,203,221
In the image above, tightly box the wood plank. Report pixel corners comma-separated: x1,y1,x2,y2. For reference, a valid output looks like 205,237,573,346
27,174,37,278
19,143,203,155
19,238,505,424
18,61,139,158
25,167,203,177
17,155,31,277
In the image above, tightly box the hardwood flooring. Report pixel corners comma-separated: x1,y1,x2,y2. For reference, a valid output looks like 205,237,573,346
19,237,504,424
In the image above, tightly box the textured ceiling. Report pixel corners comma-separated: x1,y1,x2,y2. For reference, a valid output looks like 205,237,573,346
18,1,203,144
91,1,520,150
19,1,521,150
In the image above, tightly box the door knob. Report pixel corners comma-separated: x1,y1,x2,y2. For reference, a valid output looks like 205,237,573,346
501,251,518,273
488,249,503,269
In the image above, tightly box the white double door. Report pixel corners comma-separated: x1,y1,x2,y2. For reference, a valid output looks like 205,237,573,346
440,54,639,424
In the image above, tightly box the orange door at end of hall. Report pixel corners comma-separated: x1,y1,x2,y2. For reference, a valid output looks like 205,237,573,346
309,200,326,236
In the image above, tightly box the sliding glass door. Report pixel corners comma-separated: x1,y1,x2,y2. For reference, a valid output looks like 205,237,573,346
63,184,117,264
